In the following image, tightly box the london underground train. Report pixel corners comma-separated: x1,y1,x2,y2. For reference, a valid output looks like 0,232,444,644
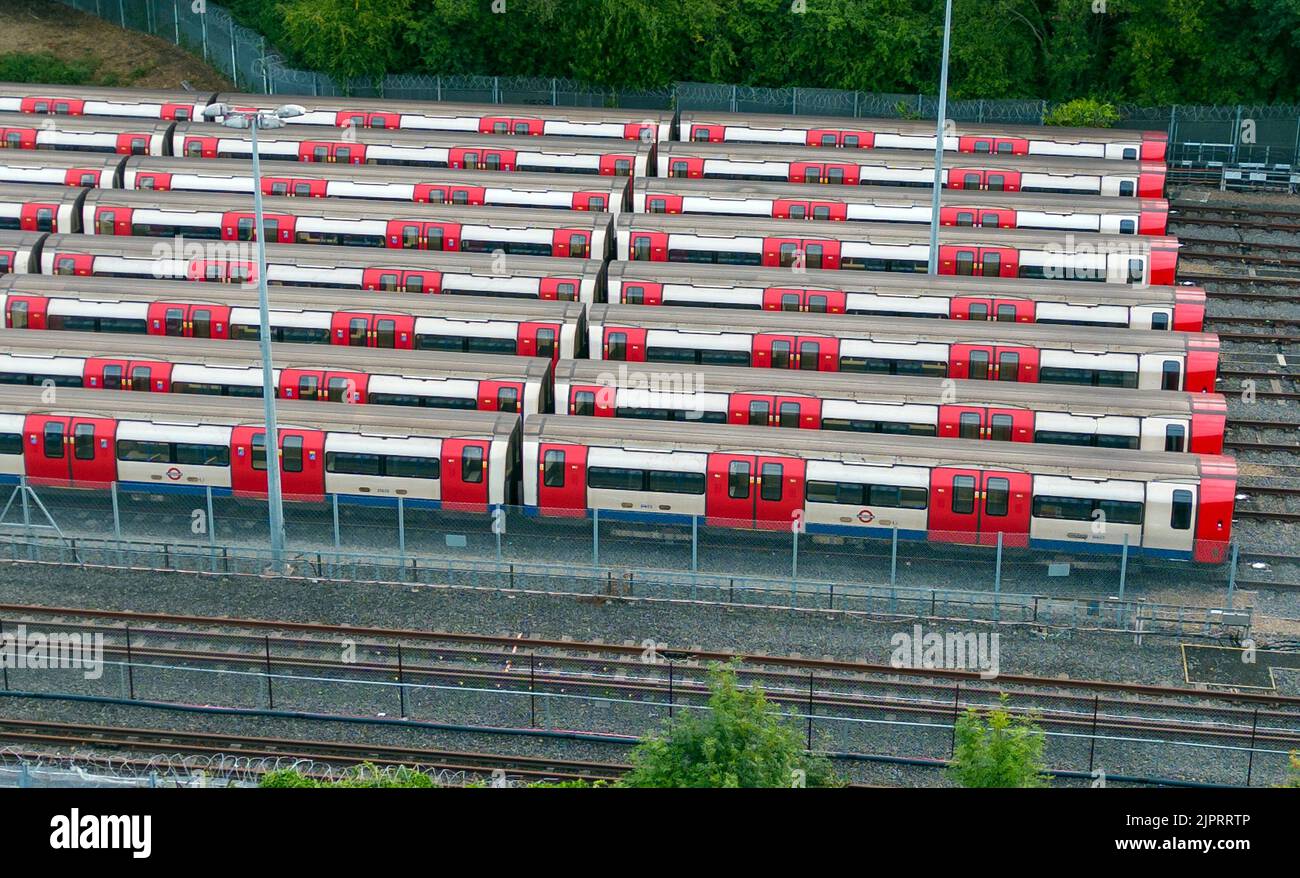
205,93,673,142
635,177,1169,235
521,416,1233,562
604,262,1204,331
552,360,1226,454
0,152,124,188
0,275,586,361
0,84,215,121
677,110,1167,161
0,112,170,155
586,305,1218,392
616,214,1178,285
0,386,520,509
25,233,605,300
0,330,552,414
656,141,1166,197
68,189,613,260
170,122,655,177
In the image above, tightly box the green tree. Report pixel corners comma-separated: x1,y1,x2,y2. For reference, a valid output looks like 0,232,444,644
618,661,840,788
277,0,415,94
948,694,1049,788
1282,751,1300,788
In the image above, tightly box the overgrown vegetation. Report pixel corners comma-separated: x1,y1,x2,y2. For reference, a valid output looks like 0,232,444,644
260,764,438,787
0,51,155,87
1043,97,1120,128
221,0,1300,103
947,694,1049,788
1283,751,1300,788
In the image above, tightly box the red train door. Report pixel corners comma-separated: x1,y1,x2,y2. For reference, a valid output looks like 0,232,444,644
229,427,324,500
222,212,295,243
21,415,116,487
775,396,821,429
518,322,561,361
728,394,777,426
950,346,1038,381
950,298,994,321
19,202,59,233
992,299,1034,323
5,295,49,330
752,334,797,369
705,453,805,529
536,443,587,515
928,469,1031,547
441,438,490,511
937,407,1033,441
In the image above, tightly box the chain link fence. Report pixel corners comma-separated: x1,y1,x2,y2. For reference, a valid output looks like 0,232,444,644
56,0,1300,174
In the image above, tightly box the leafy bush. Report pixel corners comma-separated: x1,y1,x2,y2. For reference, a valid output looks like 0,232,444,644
260,763,438,788
1043,98,1121,128
0,52,99,85
948,694,1049,788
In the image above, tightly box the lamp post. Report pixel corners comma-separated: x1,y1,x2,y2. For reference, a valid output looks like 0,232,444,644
927,0,954,275
200,102,305,567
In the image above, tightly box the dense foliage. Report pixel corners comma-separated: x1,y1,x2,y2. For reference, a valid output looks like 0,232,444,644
947,694,1049,788
619,661,841,788
223,0,1300,103
260,764,438,787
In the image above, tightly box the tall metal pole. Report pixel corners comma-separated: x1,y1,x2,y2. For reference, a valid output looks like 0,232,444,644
250,118,286,565
927,0,954,275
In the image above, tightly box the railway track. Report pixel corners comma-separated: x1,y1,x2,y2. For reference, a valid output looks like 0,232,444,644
0,717,631,783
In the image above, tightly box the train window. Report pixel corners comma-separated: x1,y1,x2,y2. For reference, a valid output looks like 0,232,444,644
97,211,115,235
998,352,1019,381
649,198,667,214
779,294,800,313
572,391,596,416
1151,312,1169,330
843,135,860,148
770,340,792,369
669,160,689,179
450,189,471,205
955,212,975,226
990,415,1014,441
968,303,988,320
250,433,267,471
700,349,751,367
1122,148,1137,160
955,251,975,275
1165,424,1186,453
1097,434,1139,450
632,236,651,261
192,309,212,339
535,328,556,359
375,319,397,349
1161,360,1181,391
164,308,184,337
297,376,319,399
808,295,828,313
825,167,845,184
691,129,710,143
987,175,1005,192
959,413,980,439
759,463,783,501
748,401,770,426
588,196,607,211
728,461,750,499
386,454,440,479
805,244,825,269
1032,495,1091,521
497,387,519,413
1128,259,1144,283
269,181,288,195
466,337,517,355
778,402,800,428
788,205,807,220
1170,490,1193,529
512,122,529,135
648,471,705,494
1119,181,1134,197
1097,499,1142,525
799,341,820,370
543,450,566,487
462,446,484,483
569,234,590,259
614,159,632,176
985,478,1009,516
72,424,95,460
820,134,837,146
326,377,352,403
404,274,426,293
969,350,989,380
0,254,11,273
588,466,643,491
778,243,799,267
623,286,644,305
960,173,980,190
175,443,229,467
973,141,991,153
43,422,64,458
812,205,832,220
281,437,304,473
54,257,77,275
326,451,380,476
996,304,1017,322
130,367,151,392
952,476,975,513
8,301,27,328
401,225,420,249
347,318,367,346
806,480,861,505
102,365,123,390
116,439,167,462
802,167,819,184
1120,219,1136,235
982,253,1001,276
0,432,21,455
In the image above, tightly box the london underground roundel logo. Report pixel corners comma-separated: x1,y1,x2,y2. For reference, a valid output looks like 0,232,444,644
858,509,874,524
166,467,182,481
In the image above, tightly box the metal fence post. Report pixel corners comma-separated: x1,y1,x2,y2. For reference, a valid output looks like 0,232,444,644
124,625,135,700
200,8,208,61
230,23,239,89
806,672,814,750
1088,695,1099,772
397,496,406,573
1119,532,1129,603
792,87,798,115
949,682,961,755
993,531,1002,621
1226,541,1239,608
331,492,340,552
111,480,122,561
206,485,216,573
262,37,269,94
889,526,898,588
529,651,536,728
0,621,7,690
397,643,406,718
263,635,274,709
1245,707,1259,785
19,476,31,560
1232,104,1243,162
592,507,599,566
552,78,557,106
172,0,179,44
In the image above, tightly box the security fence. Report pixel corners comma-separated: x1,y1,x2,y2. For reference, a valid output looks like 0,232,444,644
2,616,1295,785
57,0,1300,177
0,480,1256,636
